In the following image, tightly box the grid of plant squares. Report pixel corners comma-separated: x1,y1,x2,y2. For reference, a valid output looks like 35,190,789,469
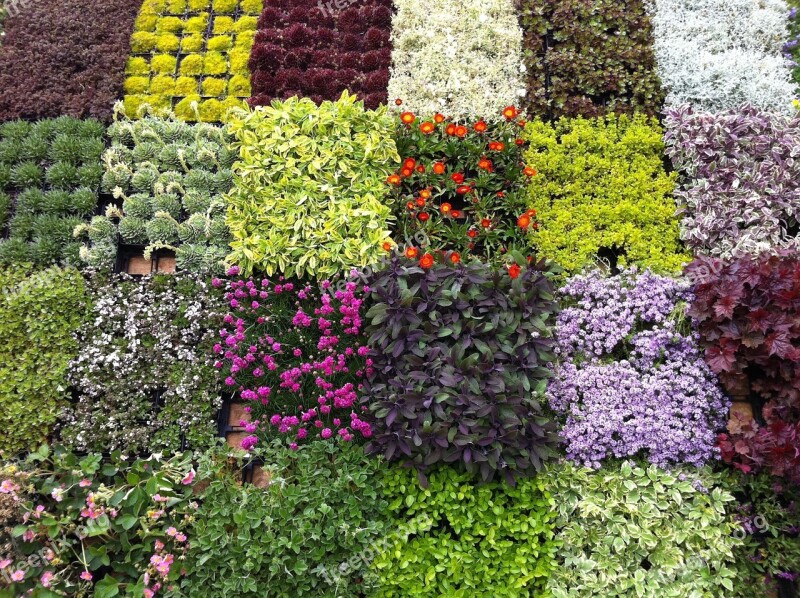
0,0,798,596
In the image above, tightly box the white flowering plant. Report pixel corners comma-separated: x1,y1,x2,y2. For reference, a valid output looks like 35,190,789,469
58,272,225,455
649,0,796,113
387,0,527,120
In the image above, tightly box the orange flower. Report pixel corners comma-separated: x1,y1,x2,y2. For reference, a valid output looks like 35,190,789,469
478,158,493,171
481,218,491,228
420,122,435,134
449,252,461,264
532,222,539,230
526,208,537,217
433,162,446,175
406,201,415,210
387,174,401,185
382,241,393,251
497,191,505,198
440,203,452,214
400,111,416,124
418,212,430,222
488,141,506,152
451,172,465,184
405,247,419,258
474,120,488,133
455,125,468,138
420,188,432,199
502,106,518,120
419,253,435,268
468,242,475,249
415,197,425,207
401,167,413,177
508,264,521,279
416,164,426,173
523,167,537,177
450,210,462,218
445,124,457,136
515,138,525,146
434,113,445,123
467,229,478,238
517,119,526,127
403,158,416,169
456,185,471,195
395,98,403,106
518,214,531,228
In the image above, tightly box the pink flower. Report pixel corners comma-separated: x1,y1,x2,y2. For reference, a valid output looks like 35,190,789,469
10,569,24,582
0,559,12,568
79,479,92,488
181,470,195,485
166,527,177,537
241,435,258,451
321,428,332,439
41,571,54,587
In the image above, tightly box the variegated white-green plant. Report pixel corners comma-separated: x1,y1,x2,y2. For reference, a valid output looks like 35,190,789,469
224,92,400,279
546,460,744,598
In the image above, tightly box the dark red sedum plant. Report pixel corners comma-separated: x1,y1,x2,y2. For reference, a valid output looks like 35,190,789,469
248,0,392,110
0,0,141,121
687,252,800,483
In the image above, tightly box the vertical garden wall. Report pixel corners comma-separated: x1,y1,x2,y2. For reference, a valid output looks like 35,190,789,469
0,0,798,596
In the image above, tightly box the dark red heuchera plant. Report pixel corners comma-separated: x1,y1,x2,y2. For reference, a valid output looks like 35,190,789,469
362,255,560,484
248,0,392,110
0,0,140,121
687,252,800,483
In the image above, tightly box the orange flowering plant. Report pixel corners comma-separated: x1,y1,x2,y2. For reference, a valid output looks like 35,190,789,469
387,105,538,263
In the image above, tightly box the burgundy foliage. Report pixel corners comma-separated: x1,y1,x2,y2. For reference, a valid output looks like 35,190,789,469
0,0,140,121
248,0,392,110
687,252,800,483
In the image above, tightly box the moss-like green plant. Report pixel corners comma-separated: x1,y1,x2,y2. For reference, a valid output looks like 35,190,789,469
167,0,186,12
373,465,558,597
126,56,150,75
524,114,687,275
180,54,204,76
134,13,159,32
124,76,150,94
155,15,183,32
181,34,204,53
212,15,234,34
0,266,88,455
187,0,209,11
184,14,208,33
151,54,177,74
155,32,180,52
175,76,199,96
203,52,227,75
228,49,249,75
150,75,176,95
201,77,227,97
212,0,237,12
233,15,258,32
207,35,232,52
227,75,250,97
240,0,260,13
225,92,400,277
130,31,157,53
174,96,202,121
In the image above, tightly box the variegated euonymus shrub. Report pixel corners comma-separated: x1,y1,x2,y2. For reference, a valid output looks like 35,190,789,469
362,256,560,484
224,92,400,278
665,105,800,259
547,461,743,598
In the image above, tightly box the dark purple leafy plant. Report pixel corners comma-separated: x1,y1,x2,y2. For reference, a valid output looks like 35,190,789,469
664,104,800,259
361,256,560,484
0,0,141,121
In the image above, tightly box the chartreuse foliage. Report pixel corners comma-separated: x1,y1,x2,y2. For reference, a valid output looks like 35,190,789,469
124,0,262,122
371,465,558,597
546,461,743,597
224,92,400,278
523,114,687,275
0,267,88,455
180,440,388,597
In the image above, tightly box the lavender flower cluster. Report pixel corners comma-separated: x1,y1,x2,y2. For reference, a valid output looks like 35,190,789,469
548,268,730,469
664,104,800,259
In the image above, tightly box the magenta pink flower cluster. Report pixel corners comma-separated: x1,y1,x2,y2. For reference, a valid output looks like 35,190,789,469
212,266,375,450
